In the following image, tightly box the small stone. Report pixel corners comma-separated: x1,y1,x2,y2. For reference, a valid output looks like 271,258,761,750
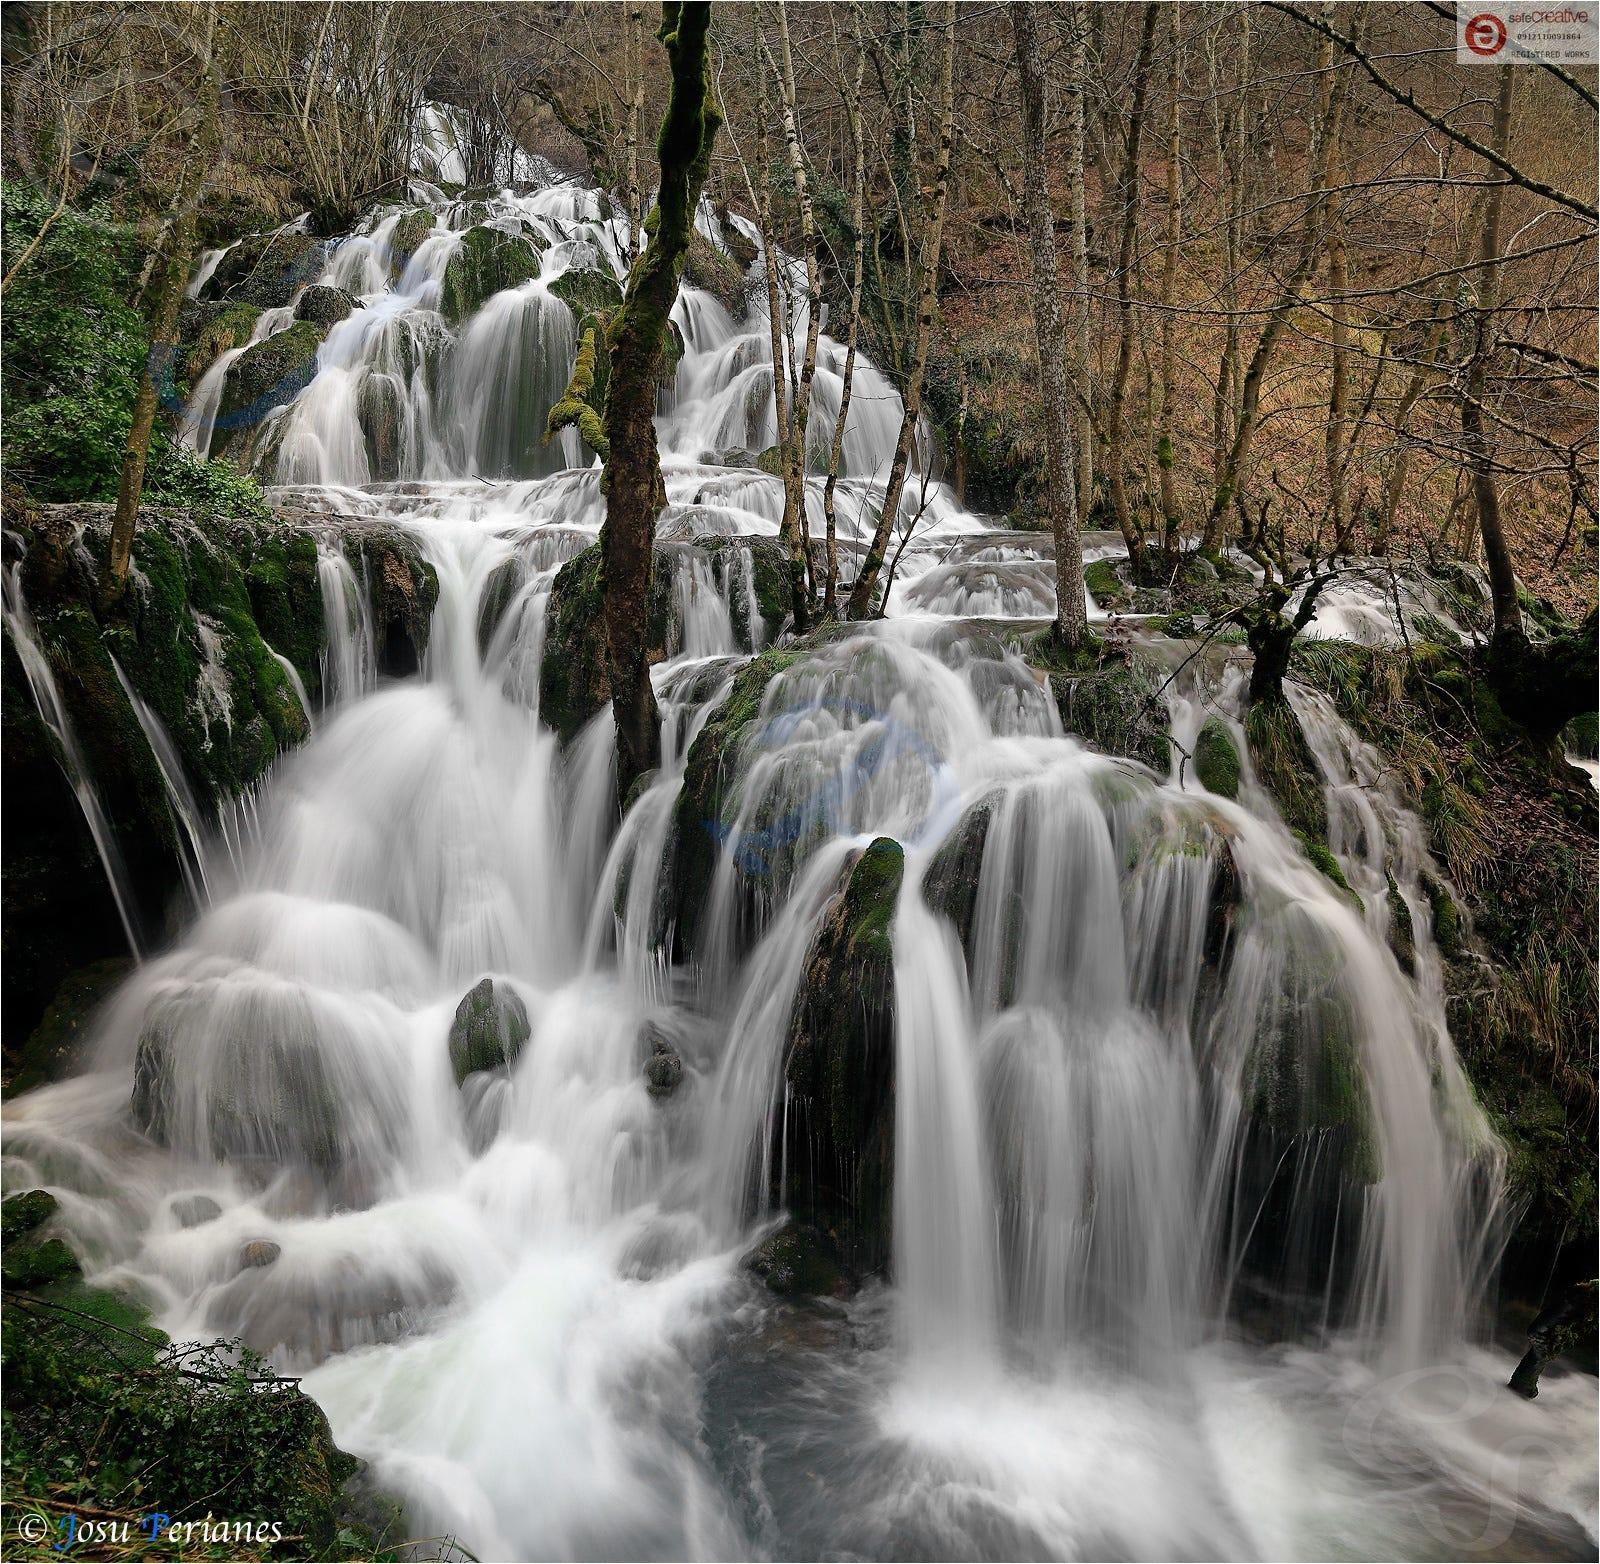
240,1240,281,1270
172,1194,222,1229
644,1040,683,1099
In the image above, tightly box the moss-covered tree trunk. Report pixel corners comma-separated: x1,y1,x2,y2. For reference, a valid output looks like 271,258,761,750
1009,1,1087,650
601,1,721,798
106,4,219,598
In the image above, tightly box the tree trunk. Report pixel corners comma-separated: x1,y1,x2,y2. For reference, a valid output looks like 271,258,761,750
846,0,957,620
1010,1,1087,650
771,0,820,630
601,1,721,799
1068,5,1095,515
106,4,219,599
1104,4,1159,581
822,8,869,614
1156,3,1183,564
1464,65,1524,650
1200,17,1351,556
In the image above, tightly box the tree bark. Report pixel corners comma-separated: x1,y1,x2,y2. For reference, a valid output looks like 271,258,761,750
1067,5,1095,515
847,0,957,620
1009,1,1087,649
601,1,721,799
1463,65,1523,648
822,6,869,614
1156,2,1183,564
1104,4,1159,581
106,3,219,599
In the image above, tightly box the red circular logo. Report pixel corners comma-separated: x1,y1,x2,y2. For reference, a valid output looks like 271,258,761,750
1464,12,1508,53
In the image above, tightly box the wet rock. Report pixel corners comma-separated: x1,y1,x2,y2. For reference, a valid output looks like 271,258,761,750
538,540,673,744
10,957,132,1093
683,228,749,317
180,299,262,385
1244,699,1328,841
742,1220,847,1298
547,267,623,323
448,977,532,1085
439,225,542,323
215,320,327,454
923,791,1000,952
779,838,904,1274
1385,872,1416,974
1204,836,1243,969
239,1240,281,1270
1,1190,59,1243
294,283,357,327
477,555,528,657
699,535,791,648
1508,1281,1597,1398
343,525,439,677
643,1034,684,1099
172,1194,222,1229
1034,640,1169,772
205,228,327,309
1194,718,1241,799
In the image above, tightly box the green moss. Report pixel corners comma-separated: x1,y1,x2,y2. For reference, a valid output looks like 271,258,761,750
1245,699,1328,841
447,977,531,1086
11,958,133,1093
214,320,326,453
1564,711,1599,760
1294,830,1358,903
547,321,610,459
1026,635,1169,772
1194,718,1241,799
1084,558,1125,606
548,267,624,322
438,225,541,324
183,300,263,385
1426,875,1463,959
1,1191,59,1244
388,207,437,270
754,444,785,477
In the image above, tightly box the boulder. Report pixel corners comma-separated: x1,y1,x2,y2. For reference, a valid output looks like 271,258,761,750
205,228,327,309
778,838,904,1273
343,526,440,677
439,225,542,323
214,320,326,454
642,1033,684,1099
1194,718,1241,799
547,267,623,323
239,1240,281,1270
172,1194,222,1229
293,284,357,327
742,1220,847,1297
448,977,531,1085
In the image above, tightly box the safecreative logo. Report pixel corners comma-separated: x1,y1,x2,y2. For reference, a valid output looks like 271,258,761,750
1457,2,1599,62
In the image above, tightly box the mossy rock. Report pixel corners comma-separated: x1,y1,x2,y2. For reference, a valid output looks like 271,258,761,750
1293,830,1359,905
388,207,438,270
342,525,439,677
448,977,532,1085
10,957,133,1093
548,267,624,322
206,228,327,309
1245,698,1328,841
1194,718,1241,799
1386,871,1416,974
214,319,326,454
683,228,747,316
537,540,673,743
181,299,262,386
699,535,791,647
439,225,542,324
669,643,814,950
1030,636,1168,772
1564,710,1599,760
2,1190,59,1244
754,444,786,478
294,284,357,327
780,838,904,1274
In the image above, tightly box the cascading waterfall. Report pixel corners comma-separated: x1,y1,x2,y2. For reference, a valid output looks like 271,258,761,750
6,162,1594,1563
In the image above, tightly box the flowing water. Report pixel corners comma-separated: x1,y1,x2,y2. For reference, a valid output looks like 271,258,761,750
4,172,1594,1562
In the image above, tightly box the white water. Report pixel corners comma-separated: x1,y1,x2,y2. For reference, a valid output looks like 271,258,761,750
5,168,1594,1562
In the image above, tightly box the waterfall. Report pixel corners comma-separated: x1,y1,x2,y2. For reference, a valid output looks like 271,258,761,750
6,158,1592,1564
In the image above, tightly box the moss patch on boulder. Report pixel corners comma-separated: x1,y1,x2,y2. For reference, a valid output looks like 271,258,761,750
215,320,326,455
780,838,904,1274
1194,718,1241,799
448,977,532,1085
439,225,542,324
205,227,327,309
1021,632,1169,772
